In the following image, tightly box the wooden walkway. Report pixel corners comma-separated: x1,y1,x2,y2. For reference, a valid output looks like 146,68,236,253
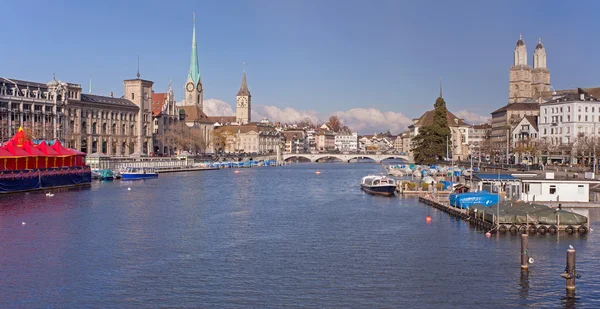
418,196,589,235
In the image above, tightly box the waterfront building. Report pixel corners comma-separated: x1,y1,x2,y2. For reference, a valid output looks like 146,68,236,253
213,122,280,154
0,76,152,156
316,130,335,152
334,132,358,153
151,82,179,155
490,103,540,150
538,90,600,163
515,173,599,203
409,109,470,161
282,130,307,153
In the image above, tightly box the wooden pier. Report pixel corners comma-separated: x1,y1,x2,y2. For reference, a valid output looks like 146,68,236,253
418,196,589,235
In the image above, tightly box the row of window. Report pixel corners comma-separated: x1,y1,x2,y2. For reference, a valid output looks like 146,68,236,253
542,126,600,135
543,115,600,123
544,105,600,115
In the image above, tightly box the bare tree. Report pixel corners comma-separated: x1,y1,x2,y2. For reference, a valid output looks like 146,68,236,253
327,115,343,132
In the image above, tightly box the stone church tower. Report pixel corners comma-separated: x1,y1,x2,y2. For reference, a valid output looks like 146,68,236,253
509,34,532,103
531,38,551,97
236,65,251,124
184,13,203,110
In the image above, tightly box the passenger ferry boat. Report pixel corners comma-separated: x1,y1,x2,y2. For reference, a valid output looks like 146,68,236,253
121,167,158,180
360,175,397,196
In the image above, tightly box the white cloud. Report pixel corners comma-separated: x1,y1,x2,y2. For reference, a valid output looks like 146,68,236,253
252,105,321,124
194,99,414,134
334,108,412,134
454,110,490,125
203,99,235,116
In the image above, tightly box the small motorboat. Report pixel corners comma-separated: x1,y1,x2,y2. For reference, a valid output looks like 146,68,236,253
99,169,115,181
121,167,159,180
360,175,396,196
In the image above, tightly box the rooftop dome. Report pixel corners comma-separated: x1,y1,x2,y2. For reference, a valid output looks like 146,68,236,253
516,34,525,46
535,37,544,50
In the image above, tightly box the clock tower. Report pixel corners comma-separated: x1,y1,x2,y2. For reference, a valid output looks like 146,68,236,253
236,64,251,124
185,13,203,110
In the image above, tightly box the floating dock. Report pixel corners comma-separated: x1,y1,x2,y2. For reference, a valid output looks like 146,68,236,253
418,196,589,235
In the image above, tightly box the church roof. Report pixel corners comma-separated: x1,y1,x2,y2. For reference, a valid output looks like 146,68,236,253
188,14,200,85
237,71,251,97
179,105,236,124
412,110,468,127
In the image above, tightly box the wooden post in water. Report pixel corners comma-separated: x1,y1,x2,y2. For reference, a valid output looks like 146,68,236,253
562,247,576,291
521,234,529,270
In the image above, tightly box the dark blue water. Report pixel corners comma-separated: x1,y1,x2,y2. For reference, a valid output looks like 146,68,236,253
1,163,599,308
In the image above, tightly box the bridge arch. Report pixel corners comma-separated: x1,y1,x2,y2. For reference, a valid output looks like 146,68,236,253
283,155,312,162
313,155,345,163
346,155,378,163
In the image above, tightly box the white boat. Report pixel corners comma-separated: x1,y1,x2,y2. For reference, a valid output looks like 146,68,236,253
121,167,159,180
360,175,397,196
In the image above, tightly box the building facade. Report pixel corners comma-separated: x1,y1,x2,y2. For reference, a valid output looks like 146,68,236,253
213,123,280,154
538,91,600,147
316,130,335,152
282,130,307,154
509,35,550,103
334,132,358,152
152,82,179,155
468,123,491,146
0,76,152,156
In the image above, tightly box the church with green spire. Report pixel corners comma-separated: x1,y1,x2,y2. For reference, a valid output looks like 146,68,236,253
184,13,203,110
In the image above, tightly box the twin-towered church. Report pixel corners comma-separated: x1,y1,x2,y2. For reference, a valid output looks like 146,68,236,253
181,14,251,125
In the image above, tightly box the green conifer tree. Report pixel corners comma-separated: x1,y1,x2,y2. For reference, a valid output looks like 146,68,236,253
411,96,452,164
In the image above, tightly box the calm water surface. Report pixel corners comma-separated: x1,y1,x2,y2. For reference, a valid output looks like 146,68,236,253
1,163,599,308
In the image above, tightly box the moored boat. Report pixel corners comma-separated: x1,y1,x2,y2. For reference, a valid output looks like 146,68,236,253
121,167,158,180
360,175,396,196
98,169,115,180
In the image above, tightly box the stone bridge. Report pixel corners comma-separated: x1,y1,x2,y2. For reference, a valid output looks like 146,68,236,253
282,153,411,163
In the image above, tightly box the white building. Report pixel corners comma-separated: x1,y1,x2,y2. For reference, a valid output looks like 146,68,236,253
334,132,358,152
517,173,597,203
511,116,539,148
538,90,600,147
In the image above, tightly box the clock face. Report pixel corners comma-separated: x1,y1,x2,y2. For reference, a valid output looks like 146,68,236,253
197,82,203,92
186,82,194,92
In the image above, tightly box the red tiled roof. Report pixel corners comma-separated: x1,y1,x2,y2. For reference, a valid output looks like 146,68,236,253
152,93,167,117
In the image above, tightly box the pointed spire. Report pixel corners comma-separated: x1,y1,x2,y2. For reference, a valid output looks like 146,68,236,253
188,12,200,84
237,62,250,96
89,73,92,94
137,54,141,79
439,77,443,98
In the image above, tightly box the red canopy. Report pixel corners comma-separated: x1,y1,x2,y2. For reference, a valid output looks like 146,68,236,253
0,147,13,158
36,140,60,156
4,140,35,157
51,140,75,156
10,127,27,147
22,140,47,156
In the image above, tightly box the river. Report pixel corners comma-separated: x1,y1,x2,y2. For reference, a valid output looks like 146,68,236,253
0,163,599,308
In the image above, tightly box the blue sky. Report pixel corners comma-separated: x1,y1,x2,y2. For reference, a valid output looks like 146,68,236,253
2,0,599,132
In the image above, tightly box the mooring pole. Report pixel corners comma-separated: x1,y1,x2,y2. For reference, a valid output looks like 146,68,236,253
564,247,576,291
521,234,529,270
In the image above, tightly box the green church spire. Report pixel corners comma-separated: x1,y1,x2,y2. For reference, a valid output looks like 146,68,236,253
188,13,200,85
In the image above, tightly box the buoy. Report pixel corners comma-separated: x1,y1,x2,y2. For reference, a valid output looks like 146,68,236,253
485,232,491,237
49,194,54,197
426,215,431,223
315,170,321,175
22,222,26,225
234,170,240,174
127,187,131,191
